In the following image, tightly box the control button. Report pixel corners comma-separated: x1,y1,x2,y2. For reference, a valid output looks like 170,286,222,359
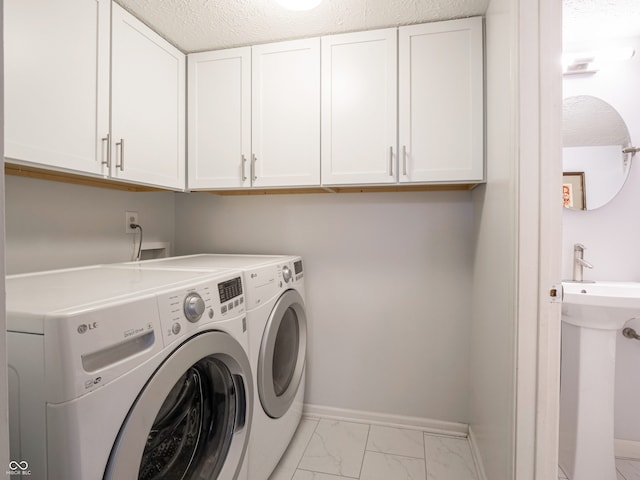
221,305,228,314
282,265,292,283
240,297,244,304
208,308,214,319
234,299,239,307
228,302,234,311
184,293,205,323
172,323,181,335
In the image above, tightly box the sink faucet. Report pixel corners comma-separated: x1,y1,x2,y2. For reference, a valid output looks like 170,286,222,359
573,243,593,282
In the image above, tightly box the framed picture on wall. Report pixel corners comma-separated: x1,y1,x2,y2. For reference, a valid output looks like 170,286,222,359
563,171,586,210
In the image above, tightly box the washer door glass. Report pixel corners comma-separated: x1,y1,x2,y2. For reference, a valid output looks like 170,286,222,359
105,331,253,480
139,357,235,480
258,289,307,419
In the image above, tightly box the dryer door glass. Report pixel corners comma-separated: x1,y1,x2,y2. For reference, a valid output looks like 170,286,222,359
139,357,236,480
273,307,299,396
258,289,307,419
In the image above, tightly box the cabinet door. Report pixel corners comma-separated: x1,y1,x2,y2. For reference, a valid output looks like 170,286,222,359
111,4,186,190
4,0,110,175
252,38,320,187
321,29,398,185
188,48,251,189
399,17,484,183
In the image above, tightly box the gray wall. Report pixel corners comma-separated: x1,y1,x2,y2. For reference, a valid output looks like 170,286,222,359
5,178,476,424
469,1,518,478
174,190,475,423
4,175,176,274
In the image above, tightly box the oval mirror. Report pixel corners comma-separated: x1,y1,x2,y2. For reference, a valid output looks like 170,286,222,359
562,95,635,211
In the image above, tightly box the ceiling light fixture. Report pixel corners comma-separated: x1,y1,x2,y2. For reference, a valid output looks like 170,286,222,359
275,0,322,11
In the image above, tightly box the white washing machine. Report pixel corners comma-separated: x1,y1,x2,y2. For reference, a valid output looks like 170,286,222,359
6,264,253,480
122,254,307,480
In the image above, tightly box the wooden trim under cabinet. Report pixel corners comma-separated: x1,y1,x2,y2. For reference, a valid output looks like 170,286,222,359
5,163,481,194
5,163,167,192
207,184,481,195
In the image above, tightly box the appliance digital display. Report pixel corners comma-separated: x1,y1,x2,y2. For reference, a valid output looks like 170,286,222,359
218,277,243,303
294,260,303,274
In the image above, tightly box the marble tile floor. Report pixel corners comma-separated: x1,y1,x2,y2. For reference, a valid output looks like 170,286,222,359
268,418,640,480
557,459,640,480
269,418,479,480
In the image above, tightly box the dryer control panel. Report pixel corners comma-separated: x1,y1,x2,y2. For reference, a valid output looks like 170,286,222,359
294,259,304,282
157,272,245,348
243,257,305,308
278,259,304,285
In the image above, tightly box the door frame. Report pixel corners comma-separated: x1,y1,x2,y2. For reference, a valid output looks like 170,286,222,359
515,0,563,478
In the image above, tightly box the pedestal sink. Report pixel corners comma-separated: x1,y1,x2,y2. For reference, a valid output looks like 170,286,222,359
560,281,640,480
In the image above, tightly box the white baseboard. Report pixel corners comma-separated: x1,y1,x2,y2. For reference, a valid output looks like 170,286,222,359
616,438,640,460
302,403,468,438
468,426,488,480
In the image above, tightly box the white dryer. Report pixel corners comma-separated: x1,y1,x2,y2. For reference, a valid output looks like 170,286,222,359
122,254,308,480
6,264,253,480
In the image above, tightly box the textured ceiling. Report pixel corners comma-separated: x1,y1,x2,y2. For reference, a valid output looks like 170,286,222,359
115,0,490,53
115,0,640,53
564,0,640,44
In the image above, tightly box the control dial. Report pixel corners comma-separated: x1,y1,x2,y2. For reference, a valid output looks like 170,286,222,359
184,293,205,323
282,265,292,283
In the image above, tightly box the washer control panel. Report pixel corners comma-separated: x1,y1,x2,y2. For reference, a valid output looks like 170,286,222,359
184,292,205,322
157,273,245,347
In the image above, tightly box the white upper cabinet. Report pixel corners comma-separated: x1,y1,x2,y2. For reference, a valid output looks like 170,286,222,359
188,48,251,190
398,17,484,183
188,38,320,190
252,38,321,187
6,5,480,192
111,4,186,190
321,29,398,185
319,17,483,187
4,0,110,175
5,1,186,190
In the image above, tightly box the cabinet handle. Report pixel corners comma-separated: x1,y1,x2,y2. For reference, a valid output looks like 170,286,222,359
389,146,394,176
402,145,407,176
115,138,125,171
101,133,111,168
241,155,248,181
252,154,257,182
